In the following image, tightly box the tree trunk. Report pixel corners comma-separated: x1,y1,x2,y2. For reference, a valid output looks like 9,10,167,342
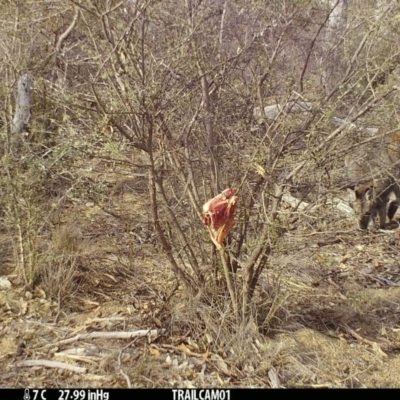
11,74,32,156
321,0,348,94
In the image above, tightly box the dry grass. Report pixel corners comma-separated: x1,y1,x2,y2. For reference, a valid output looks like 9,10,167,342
1,151,400,388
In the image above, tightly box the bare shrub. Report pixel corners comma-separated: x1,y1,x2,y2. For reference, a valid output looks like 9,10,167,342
1,0,400,359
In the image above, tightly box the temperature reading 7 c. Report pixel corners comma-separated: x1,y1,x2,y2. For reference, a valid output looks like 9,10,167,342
32,390,47,400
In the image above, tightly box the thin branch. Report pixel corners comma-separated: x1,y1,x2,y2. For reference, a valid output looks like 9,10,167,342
219,247,238,318
118,340,136,388
51,7,80,85
40,329,166,348
15,360,87,373
300,0,340,92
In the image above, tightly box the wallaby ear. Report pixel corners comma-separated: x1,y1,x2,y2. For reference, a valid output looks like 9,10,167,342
355,185,373,200
364,187,373,201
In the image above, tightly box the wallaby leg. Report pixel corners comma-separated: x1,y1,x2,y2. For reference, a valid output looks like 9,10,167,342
377,201,388,229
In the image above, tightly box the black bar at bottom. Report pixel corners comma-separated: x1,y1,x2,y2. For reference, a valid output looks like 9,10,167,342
1,389,237,400
0,387,388,399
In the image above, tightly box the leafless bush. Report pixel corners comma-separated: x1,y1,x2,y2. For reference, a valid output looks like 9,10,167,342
1,0,400,336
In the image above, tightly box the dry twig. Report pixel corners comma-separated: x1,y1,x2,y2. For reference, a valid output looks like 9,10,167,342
41,329,166,348
15,359,87,373
118,339,137,388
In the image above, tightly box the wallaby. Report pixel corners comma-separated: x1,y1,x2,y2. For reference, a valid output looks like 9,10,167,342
353,178,400,229
345,129,400,229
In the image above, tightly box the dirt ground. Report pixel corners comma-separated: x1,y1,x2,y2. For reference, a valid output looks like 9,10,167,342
1,161,400,388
